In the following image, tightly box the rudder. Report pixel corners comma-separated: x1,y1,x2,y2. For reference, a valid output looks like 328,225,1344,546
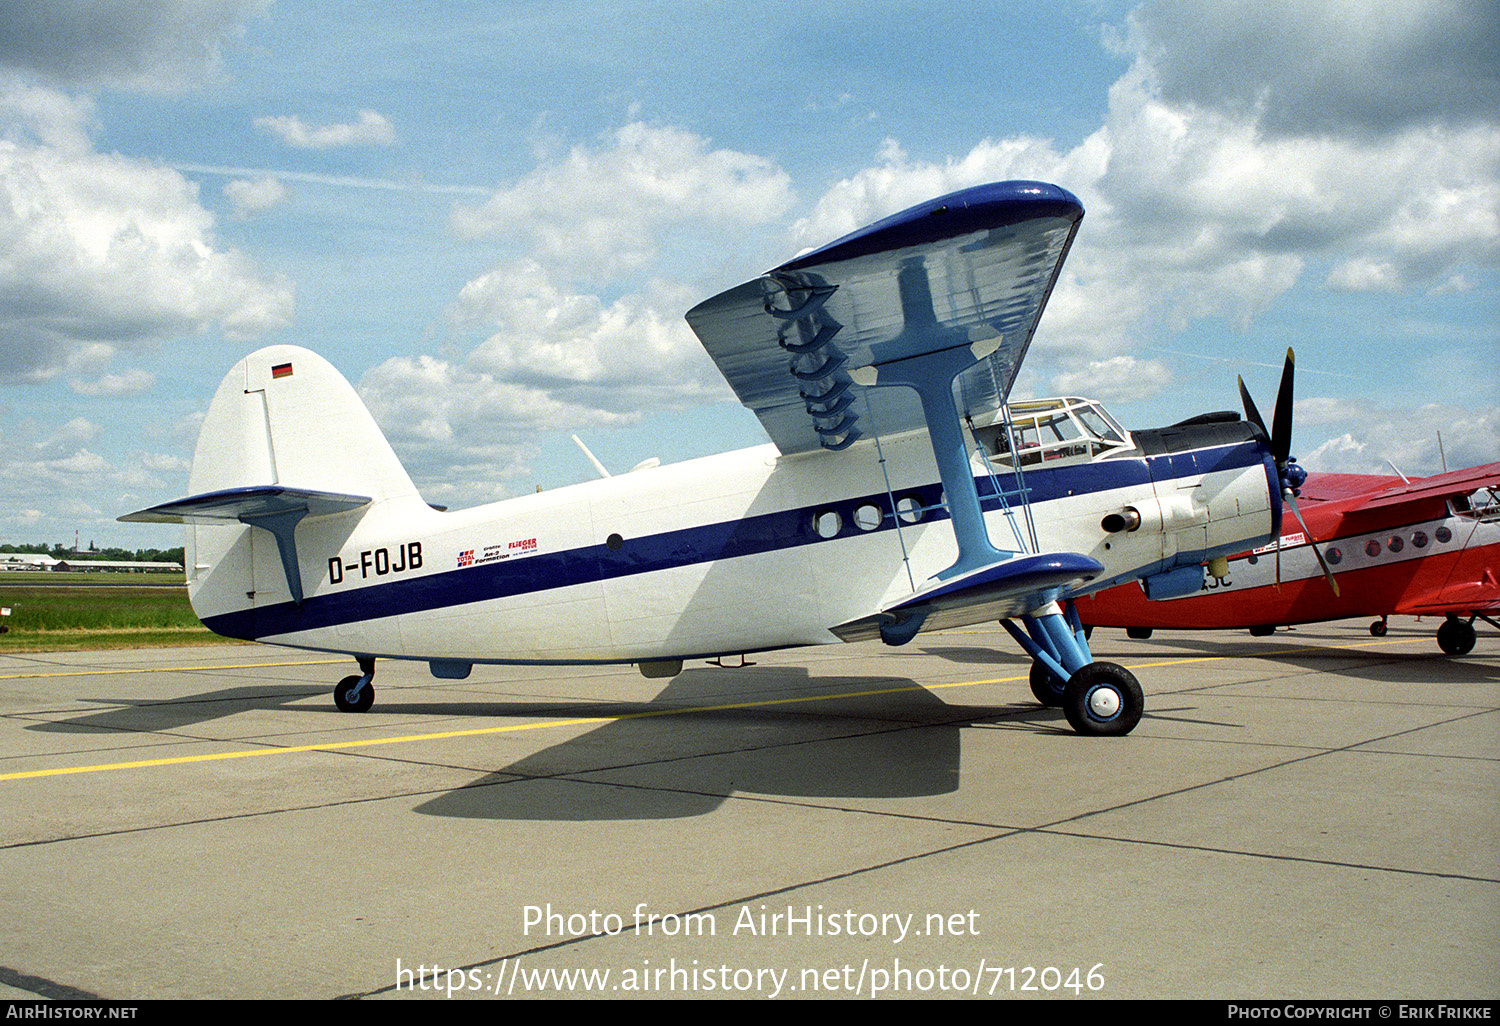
188,345,421,505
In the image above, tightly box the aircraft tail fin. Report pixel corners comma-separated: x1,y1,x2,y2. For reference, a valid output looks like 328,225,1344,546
121,345,425,614
185,345,421,506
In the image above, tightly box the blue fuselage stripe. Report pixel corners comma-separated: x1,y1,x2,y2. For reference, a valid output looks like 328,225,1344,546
203,442,1269,640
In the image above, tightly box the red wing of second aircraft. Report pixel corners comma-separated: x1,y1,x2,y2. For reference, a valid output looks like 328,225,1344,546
1076,463,1500,645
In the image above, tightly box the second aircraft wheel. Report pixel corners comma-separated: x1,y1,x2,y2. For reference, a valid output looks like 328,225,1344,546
1436,618,1477,656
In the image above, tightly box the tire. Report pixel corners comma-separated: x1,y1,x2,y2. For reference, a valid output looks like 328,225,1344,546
334,674,374,713
1436,618,1477,656
1369,620,1387,637
1029,661,1065,707
1062,662,1143,737
1126,626,1154,640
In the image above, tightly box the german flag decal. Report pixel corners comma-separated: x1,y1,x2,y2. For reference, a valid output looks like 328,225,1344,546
271,362,294,379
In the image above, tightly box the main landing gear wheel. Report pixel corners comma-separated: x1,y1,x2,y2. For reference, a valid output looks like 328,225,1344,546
1369,618,1388,637
1029,661,1066,707
334,674,375,713
1437,617,1477,656
1062,662,1143,737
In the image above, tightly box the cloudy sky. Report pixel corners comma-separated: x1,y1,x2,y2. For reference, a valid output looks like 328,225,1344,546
1,0,1496,549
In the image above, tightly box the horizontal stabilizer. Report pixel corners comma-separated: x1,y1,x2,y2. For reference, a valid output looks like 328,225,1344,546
119,485,371,526
831,551,1103,645
120,486,370,606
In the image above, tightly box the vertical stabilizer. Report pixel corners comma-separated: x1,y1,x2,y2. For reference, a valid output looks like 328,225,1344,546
188,345,421,504
170,345,425,619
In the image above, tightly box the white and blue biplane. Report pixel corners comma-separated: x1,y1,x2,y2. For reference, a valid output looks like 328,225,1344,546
122,181,1298,736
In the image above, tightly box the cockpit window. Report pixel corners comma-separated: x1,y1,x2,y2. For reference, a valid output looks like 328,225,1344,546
1051,416,1083,442
1077,406,1125,443
1455,487,1500,523
970,397,1137,470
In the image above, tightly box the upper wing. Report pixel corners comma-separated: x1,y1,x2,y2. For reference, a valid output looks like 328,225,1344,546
686,181,1084,455
1331,462,1500,532
1344,463,1500,512
1295,472,1406,504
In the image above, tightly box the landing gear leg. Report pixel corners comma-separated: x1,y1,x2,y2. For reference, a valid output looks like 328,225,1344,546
1436,616,1477,656
334,656,376,712
1004,601,1144,736
1029,661,1065,707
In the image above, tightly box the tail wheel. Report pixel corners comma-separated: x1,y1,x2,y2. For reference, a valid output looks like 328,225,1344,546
334,674,375,713
1062,662,1143,737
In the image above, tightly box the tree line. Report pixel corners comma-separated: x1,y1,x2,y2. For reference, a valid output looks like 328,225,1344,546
0,543,186,564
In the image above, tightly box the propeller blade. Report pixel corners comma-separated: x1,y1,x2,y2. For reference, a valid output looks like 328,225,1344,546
1271,348,1295,467
1238,374,1268,440
1285,491,1341,598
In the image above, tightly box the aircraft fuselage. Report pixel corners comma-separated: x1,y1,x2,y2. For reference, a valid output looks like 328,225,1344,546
188,425,1279,671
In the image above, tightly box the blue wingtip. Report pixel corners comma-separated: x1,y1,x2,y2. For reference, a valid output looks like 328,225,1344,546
777,180,1084,273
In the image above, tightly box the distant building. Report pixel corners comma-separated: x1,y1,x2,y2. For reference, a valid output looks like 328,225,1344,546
0,553,59,571
51,560,184,574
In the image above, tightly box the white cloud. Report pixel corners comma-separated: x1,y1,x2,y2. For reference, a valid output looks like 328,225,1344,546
253,109,398,150
357,353,640,508
224,175,287,219
1050,356,1174,404
1301,401,1499,476
35,416,98,455
68,367,156,396
451,260,729,408
0,81,294,382
452,122,795,279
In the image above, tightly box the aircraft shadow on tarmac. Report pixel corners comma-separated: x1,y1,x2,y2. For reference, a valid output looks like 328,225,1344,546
412,666,1062,822
25,686,328,733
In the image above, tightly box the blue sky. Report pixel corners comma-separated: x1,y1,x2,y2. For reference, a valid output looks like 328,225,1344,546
1,0,1495,549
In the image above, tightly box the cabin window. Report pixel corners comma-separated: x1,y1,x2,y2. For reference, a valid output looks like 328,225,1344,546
853,504,882,531
1365,539,1382,557
1411,530,1428,548
895,496,923,524
813,511,842,538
